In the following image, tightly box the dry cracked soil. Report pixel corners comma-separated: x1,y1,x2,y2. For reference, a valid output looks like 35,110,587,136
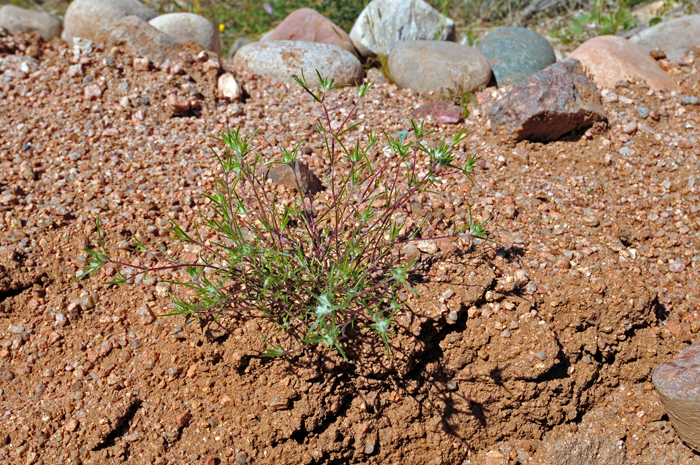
1,30,700,465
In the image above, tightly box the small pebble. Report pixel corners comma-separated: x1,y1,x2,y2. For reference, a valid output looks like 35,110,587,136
536,351,546,361
680,96,699,105
619,147,634,156
622,121,637,134
637,106,650,118
669,260,685,273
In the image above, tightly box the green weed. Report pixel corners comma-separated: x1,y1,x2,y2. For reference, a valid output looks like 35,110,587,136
549,0,637,46
76,71,488,360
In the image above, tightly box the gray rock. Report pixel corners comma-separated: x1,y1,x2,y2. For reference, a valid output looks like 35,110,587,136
477,26,556,88
489,59,607,142
630,14,700,61
149,13,221,56
228,37,254,59
0,5,62,41
233,40,363,87
653,338,700,452
388,40,490,94
540,430,626,465
62,0,157,47
105,16,195,64
349,0,455,57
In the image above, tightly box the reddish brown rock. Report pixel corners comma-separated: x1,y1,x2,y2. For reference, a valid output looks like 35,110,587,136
568,35,680,92
264,8,354,54
489,59,606,142
411,101,464,124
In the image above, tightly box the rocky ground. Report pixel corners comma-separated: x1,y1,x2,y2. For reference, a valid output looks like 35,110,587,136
1,29,700,465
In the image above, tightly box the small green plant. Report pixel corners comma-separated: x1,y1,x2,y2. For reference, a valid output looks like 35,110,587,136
366,54,393,83
434,0,450,41
77,71,487,360
442,84,478,119
649,0,697,26
549,0,637,45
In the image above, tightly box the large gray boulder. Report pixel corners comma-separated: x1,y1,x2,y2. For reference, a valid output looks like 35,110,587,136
630,14,700,61
349,0,455,57
62,0,157,47
149,13,221,56
388,40,490,94
477,26,556,88
105,16,191,64
233,40,363,87
0,5,62,41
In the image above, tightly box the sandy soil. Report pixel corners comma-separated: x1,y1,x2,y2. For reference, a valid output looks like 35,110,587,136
1,30,700,464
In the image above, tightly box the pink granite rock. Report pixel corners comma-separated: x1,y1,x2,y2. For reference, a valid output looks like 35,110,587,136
653,339,700,452
264,8,354,54
568,35,680,92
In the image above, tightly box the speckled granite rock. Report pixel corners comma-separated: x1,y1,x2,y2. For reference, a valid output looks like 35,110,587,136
233,40,363,87
349,0,454,57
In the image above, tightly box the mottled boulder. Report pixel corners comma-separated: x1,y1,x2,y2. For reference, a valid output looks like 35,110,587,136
264,8,354,54
653,339,700,452
477,26,556,88
489,60,607,142
630,14,700,61
233,40,363,87
568,35,680,92
388,40,490,94
62,0,157,47
105,16,203,64
0,5,61,41
149,13,221,56
349,0,455,57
